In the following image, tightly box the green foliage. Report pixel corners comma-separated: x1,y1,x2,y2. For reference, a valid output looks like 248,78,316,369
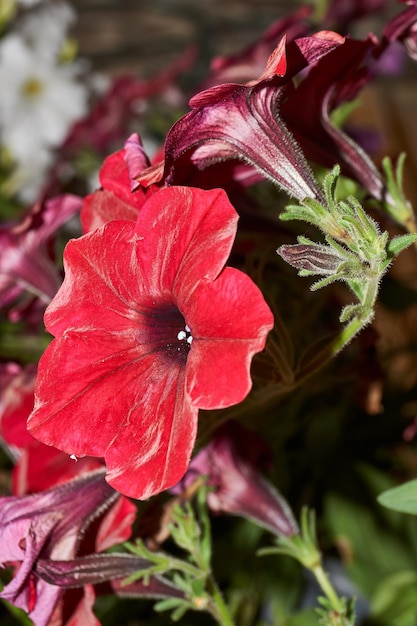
278,166,417,358
123,486,234,626
378,479,417,515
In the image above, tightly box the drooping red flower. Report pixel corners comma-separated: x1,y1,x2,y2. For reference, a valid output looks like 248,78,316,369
28,186,274,500
137,32,346,200
136,31,389,204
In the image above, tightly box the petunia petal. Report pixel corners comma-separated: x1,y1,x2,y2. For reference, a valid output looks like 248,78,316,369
104,362,198,498
184,268,274,409
134,186,239,300
30,332,198,498
44,221,155,336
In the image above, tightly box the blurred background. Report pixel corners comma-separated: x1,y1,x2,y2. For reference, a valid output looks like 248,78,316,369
69,0,417,204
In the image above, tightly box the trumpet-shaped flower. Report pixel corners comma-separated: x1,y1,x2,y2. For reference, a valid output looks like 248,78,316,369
28,186,274,500
0,470,134,626
137,33,345,199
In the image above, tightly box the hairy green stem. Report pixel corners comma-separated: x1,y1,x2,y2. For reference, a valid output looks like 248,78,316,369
207,576,235,626
312,564,344,614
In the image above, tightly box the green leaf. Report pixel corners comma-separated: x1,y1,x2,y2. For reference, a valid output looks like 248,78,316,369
0,598,33,625
371,571,417,626
154,598,190,621
387,234,417,258
325,485,417,597
154,598,187,612
377,479,417,515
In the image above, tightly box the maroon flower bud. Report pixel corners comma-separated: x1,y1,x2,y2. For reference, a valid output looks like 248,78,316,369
174,422,298,537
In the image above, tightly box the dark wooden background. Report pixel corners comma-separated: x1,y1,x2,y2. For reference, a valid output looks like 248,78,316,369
71,0,304,76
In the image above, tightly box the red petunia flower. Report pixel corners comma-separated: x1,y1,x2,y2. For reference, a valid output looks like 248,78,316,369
28,186,274,500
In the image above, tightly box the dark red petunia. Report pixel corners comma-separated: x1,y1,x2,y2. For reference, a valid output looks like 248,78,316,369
136,32,345,200
172,421,298,537
28,186,274,500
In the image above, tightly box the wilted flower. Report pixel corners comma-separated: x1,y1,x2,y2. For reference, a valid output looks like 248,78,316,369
0,194,82,319
137,32,345,199
0,470,135,626
173,421,298,537
28,186,274,499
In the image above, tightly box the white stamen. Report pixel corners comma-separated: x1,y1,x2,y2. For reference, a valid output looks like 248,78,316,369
185,324,191,332
177,330,187,340
70,454,78,462
187,336,193,345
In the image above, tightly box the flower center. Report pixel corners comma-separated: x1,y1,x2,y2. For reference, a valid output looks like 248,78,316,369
166,322,193,362
146,305,193,364
177,324,193,345
21,77,44,99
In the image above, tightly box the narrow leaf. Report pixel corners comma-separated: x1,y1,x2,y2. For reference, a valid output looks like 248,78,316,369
387,234,417,258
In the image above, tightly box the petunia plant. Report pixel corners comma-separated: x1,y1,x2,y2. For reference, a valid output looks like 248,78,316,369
3,2,417,626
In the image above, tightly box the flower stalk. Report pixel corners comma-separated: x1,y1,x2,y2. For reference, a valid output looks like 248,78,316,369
259,508,355,626
123,486,235,626
381,154,417,235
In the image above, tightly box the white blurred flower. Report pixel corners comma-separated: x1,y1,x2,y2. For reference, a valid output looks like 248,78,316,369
19,0,76,59
0,3,88,200
17,0,44,6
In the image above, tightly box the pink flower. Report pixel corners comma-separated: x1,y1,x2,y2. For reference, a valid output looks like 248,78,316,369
0,470,135,626
28,186,274,500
